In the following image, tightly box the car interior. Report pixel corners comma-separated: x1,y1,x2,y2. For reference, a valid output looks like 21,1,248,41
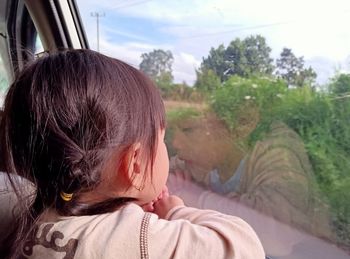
0,0,349,258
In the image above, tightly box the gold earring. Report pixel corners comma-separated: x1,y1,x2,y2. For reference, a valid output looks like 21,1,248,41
60,191,73,201
134,182,145,191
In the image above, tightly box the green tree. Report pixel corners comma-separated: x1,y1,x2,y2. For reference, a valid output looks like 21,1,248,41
169,82,195,100
140,49,174,80
139,49,174,97
329,73,350,95
194,68,221,92
276,48,317,87
201,35,274,81
223,38,246,79
155,71,174,98
226,35,274,78
201,44,226,81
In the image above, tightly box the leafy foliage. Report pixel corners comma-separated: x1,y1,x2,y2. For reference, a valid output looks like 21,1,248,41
164,33,348,248
140,49,174,79
329,73,350,95
194,68,221,92
167,82,196,101
139,49,174,97
201,35,274,81
276,48,317,87
211,76,350,245
225,35,274,77
154,71,174,98
201,44,227,81
211,76,287,130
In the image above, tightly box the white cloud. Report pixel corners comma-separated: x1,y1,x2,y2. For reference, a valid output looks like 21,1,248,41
172,52,201,85
305,55,350,85
94,0,350,27
305,57,336,85
98,40,200,85
99,40,140,67
103,27,150,42
99,39,171,68
179,52,201,67
76,0,350,85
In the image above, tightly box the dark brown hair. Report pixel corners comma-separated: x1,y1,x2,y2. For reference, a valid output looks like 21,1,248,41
0,49,165,257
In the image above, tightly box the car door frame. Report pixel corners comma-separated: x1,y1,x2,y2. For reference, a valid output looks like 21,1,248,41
0,0,89,83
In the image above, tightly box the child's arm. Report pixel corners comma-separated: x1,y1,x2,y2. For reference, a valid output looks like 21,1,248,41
148,195,265,259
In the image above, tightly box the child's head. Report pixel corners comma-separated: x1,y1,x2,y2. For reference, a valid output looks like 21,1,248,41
1,49,167,216
170,112,244,184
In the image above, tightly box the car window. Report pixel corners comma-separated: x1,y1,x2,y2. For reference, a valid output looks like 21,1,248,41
0,33,43,109
35,34,44,55
0,55,9,108
77,1,350,258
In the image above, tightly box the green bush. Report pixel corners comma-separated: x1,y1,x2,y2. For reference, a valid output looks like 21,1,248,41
194,68,221,92
211,76,287,131
211,76,350,245
329,73,350,95
166,75,350,245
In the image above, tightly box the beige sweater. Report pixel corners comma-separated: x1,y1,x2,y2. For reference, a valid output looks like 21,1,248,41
23,203,265,259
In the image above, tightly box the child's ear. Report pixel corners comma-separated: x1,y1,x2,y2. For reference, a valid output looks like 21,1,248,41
126,142,143,182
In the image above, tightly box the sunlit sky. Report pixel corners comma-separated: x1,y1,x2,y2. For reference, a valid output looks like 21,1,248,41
76,0,350,85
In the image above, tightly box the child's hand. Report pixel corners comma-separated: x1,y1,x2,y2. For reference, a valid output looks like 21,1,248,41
141,186,170,212
153,195,184,219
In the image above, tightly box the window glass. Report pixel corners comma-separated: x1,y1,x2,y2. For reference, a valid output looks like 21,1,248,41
0,32,43,108
0,55,9,108
76,1,350,257
35,34,44,55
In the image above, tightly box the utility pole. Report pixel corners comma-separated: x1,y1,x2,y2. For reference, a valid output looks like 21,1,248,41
90,12,105,52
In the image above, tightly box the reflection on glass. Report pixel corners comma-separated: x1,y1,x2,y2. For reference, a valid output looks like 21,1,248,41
168,110,332,235
76,0,350,257
166,103,349,258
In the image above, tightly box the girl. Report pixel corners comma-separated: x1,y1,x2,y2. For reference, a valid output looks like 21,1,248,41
0,49,264,258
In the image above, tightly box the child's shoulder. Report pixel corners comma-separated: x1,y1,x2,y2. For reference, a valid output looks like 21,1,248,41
50,203,146,231
27,203,148,258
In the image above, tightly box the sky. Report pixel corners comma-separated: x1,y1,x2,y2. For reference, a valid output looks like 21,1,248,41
76,0,350,85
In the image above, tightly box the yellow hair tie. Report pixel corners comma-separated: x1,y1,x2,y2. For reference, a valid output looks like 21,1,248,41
60,191,73,202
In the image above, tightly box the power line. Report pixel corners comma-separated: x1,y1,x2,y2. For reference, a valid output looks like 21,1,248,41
90,12,105,52
170,7,350,40
111,0,153,10
178,21,291,39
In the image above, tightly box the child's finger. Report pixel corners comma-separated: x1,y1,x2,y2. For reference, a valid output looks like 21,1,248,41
153,195,185,219
141,202,154,212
